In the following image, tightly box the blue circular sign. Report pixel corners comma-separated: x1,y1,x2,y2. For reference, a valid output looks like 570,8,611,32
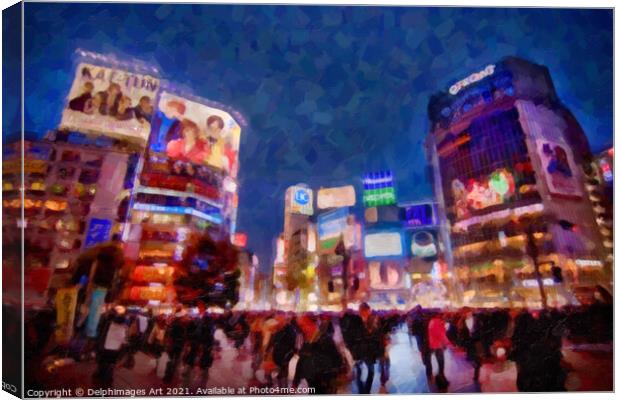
294,189,309,205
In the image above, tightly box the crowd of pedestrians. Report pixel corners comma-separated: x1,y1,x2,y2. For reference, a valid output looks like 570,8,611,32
28,301,612,394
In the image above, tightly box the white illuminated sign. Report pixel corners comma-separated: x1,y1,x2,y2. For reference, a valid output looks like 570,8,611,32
449,64,496,95
364,232,404,258
575,259,603,267
317,185,356,209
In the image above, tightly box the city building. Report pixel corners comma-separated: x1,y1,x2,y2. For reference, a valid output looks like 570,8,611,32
400,201,451,308
583,148,614,265
426,57,609,307
361,171,414,309
121,91,243,307
3,132,138,306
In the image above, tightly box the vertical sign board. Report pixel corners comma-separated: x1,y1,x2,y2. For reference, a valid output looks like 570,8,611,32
84,218,113,249
55,287,79,344
288,186,313,215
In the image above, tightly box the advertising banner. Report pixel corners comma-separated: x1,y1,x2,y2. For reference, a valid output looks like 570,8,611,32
407,230,438,262
537,140,582,198
60,63,160,143
317,208,349,252
403,203,436,227
287,186,313,215
452,168,516,219
368,260,405,289
84,218,113,249
148,91,242,176
55,287,79,344
364,230,405,259
363,171,396,207
85,288,108,338
317,185,356,209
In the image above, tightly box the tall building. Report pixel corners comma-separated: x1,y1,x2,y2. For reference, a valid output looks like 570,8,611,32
426,57,608,307
121,91,243,307
3,133,138,306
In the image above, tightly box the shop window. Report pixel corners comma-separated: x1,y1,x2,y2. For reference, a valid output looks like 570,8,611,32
44,199,68,212
79,169,100,184
30,181,46,191
61,150,81,162
56,166,75,180
83,154,104,168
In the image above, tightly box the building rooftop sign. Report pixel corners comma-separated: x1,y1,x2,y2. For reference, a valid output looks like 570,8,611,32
449,64,495,95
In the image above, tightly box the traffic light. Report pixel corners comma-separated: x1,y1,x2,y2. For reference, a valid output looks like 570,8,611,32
551,265,563,283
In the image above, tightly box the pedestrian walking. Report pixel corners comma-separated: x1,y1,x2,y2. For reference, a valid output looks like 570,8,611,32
341,303,382,394
163,308,189,384
408,305,432,380
293,314,343,394
428,312,451,390
92,305,128,388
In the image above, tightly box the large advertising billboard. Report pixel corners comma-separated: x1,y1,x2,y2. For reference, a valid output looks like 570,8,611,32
364,230,405,260
148,91,242,177
537,140,582,198
317,207,350,253
451,168,516,219
60,63,160,143
317,185,356,209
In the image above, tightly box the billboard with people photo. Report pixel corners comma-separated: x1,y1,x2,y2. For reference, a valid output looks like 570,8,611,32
60,63,160,143
148,91,242,177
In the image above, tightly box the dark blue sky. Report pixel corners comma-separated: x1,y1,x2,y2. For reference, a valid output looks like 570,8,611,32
13,4,613,269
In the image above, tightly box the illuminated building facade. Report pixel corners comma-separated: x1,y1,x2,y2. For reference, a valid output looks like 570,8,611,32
121,92,243,306
583,148,614,267
426,57,608,307
3,133,137,306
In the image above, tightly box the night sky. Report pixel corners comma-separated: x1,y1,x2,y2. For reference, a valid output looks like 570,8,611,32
9,4,613,271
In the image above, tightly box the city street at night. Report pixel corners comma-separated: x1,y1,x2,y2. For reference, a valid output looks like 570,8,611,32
29,325,613,395
2,2,614,398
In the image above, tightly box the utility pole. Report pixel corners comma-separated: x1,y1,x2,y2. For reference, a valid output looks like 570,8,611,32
525,224,548,309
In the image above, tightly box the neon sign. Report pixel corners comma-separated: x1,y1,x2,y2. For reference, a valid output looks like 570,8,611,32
449,65,496,95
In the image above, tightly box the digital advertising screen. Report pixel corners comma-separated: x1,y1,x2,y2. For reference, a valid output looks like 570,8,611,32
60,62,160,143
148,91,242,177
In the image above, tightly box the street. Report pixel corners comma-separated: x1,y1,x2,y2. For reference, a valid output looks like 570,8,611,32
31,326,612,395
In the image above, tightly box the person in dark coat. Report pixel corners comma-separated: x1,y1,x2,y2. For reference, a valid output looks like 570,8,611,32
341,303,381,394
510,309,567,392
293,315,343,394
133,96,153,123
268,314,299,387
408,305,432,379
163,309,189,384
92,306,128,388
68,82,94,112
457,309,484,384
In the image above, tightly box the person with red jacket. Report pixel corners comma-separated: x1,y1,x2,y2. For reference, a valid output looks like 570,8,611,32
428,313,451,388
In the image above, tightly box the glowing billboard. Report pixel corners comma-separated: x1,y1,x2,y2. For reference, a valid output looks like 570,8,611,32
317,208,350,253
363,171,396,207
452,168,516,219
287,185,313,215
364,230,405,259
148,91,242,176
317,185,356,209
60,63,160,143
537,140,582,198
